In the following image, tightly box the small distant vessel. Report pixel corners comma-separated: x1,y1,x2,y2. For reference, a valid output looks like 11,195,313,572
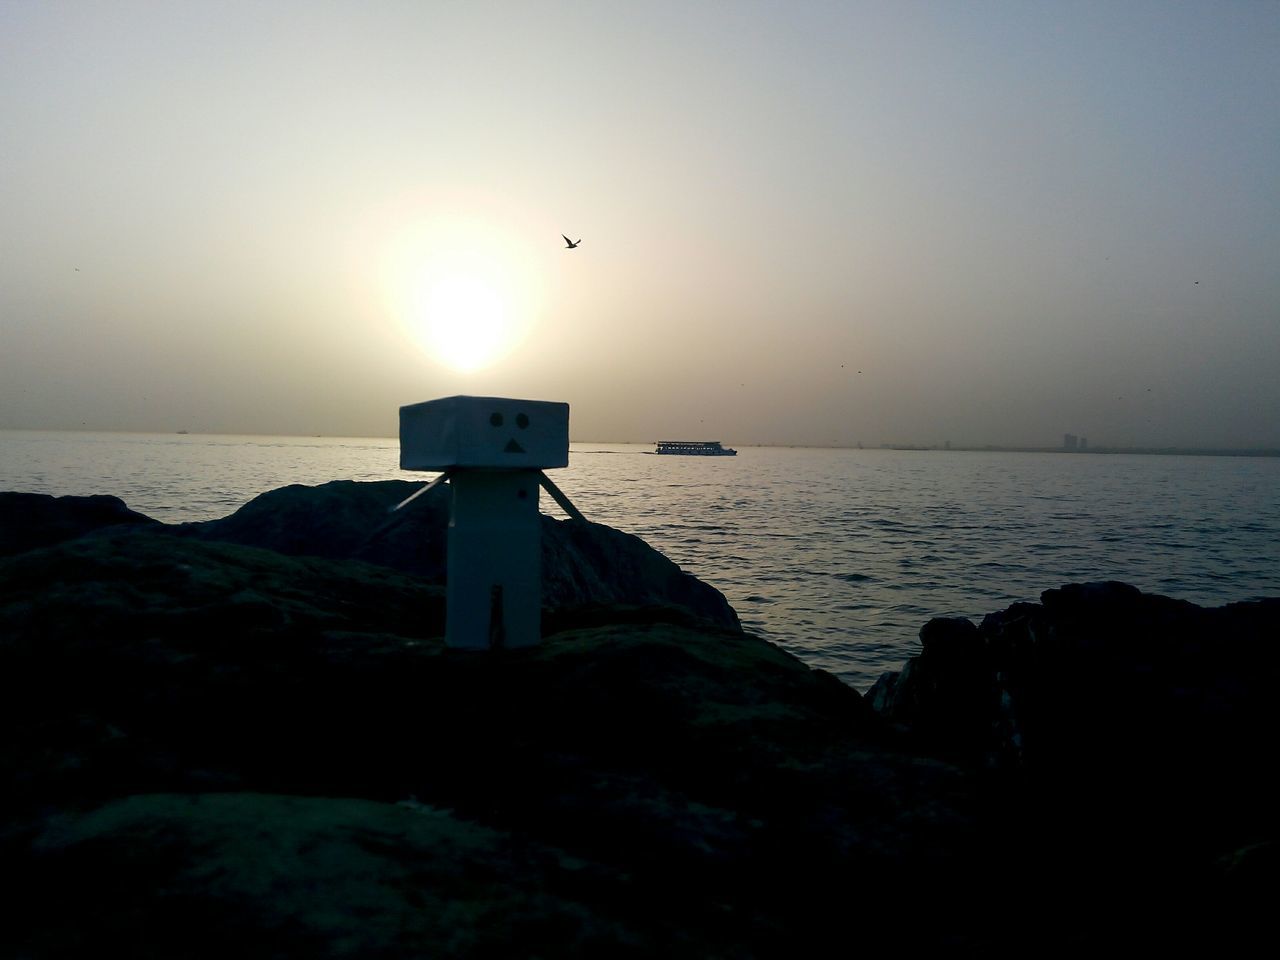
654,440,737,456
176,430,189,435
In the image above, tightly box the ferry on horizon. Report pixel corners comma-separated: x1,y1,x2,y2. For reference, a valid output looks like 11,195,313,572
653,440,737,456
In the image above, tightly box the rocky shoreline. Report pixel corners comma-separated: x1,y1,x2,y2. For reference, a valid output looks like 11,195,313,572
2,482,1276,956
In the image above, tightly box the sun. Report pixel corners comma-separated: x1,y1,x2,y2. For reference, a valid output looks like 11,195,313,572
381,216,541,372
415,272,513,372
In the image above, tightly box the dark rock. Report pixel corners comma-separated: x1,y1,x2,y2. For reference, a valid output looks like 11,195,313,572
540,515,739,627
186,478,436,565
0,480,737,630
21,793,647,957
5,488,1274,953
1040,579,1145,612
868,581,1280,891
185,479,740,629
0,491,158,557
0,529,1002,956
918,615,983,661
871,617,996,760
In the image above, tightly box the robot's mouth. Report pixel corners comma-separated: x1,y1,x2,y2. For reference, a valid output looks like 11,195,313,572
504,439,526,454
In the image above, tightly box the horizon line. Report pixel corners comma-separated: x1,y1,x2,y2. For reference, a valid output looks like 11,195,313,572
2,426,1278,457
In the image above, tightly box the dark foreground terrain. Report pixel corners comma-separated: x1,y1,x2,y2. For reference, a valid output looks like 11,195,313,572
1,483,1275,956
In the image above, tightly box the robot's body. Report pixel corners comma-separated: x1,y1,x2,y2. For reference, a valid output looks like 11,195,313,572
399,396,571,649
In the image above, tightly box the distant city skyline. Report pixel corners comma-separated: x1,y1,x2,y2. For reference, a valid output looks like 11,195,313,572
3,2,1278,449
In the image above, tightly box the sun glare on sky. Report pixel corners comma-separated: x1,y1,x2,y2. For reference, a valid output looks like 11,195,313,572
417,275,508,372
4,4,1280,445
381,216,541,373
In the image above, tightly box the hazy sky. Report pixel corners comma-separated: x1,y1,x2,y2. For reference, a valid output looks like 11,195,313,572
3,1,1278,447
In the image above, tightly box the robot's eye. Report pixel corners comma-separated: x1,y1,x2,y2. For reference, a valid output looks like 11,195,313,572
490,412,503,427
516,413,530,429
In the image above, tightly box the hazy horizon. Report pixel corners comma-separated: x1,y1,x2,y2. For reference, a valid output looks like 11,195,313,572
3,2,1278,449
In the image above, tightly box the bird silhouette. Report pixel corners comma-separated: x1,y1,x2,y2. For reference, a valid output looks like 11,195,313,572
562,235,581,249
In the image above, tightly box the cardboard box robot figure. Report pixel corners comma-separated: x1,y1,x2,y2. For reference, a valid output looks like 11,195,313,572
398,396,584,649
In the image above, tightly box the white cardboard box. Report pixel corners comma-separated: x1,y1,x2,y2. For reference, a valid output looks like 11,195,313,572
400,395,570,470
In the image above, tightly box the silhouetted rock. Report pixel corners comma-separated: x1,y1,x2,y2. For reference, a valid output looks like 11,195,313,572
868,580,1280,891
1,528,992,956
187,479,429,563
185,479,740,629
0,479,737,630
866,616,994,757
538,514,739,626
0,491,158,557
4,489,1274,954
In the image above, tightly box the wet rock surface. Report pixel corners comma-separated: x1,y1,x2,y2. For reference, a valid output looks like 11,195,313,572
1,488,1276,955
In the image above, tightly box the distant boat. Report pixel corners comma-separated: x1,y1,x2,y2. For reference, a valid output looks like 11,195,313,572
176,430,189,435
654,440,737,456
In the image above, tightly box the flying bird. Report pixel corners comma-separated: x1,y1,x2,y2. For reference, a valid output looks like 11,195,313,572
562,235,581,249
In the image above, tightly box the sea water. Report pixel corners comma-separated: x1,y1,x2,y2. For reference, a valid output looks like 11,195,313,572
3,429,1278,691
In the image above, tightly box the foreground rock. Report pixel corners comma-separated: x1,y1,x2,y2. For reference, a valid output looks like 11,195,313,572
2,490,1275,954
869,581,1280,914
1,526,986,956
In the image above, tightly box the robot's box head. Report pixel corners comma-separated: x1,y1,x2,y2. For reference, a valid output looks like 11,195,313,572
400,395,570,470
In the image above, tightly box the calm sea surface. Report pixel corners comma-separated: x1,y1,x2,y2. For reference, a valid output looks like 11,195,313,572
3,429,1278,691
